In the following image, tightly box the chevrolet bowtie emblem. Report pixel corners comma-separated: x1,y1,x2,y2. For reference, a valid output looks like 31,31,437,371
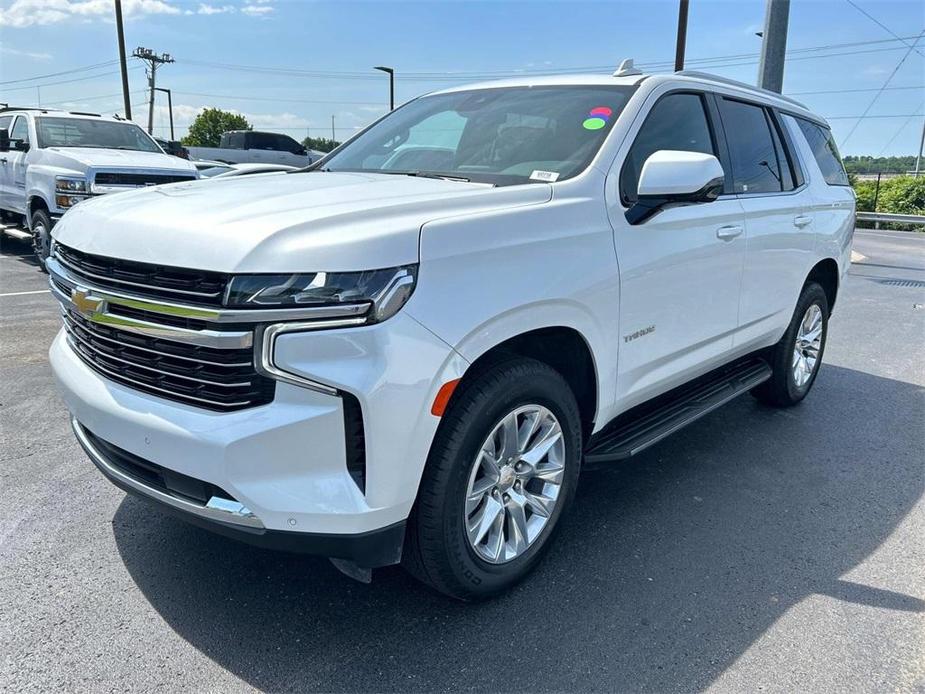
71,287,106,318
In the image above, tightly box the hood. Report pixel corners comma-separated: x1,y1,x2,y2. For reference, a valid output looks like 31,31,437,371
46,147,197,173
52,171,551,273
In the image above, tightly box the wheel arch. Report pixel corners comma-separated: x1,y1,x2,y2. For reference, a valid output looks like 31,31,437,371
26,194,51,227
443,323,600,443
806,257,839,313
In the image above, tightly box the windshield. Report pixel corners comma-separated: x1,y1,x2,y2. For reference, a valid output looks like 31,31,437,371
36,117,162,153
323,85,635,186
199,165,234,177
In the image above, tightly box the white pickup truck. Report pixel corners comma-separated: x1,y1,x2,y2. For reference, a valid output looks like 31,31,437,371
0,108,198,269
48,70,854,600
187,130,318,167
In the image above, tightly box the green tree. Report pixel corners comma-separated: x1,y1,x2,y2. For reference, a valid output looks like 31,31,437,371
302,136,340,153
181,108,251,147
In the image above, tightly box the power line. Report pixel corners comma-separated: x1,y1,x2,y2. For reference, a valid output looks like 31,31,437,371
788,85,924,96
172,90,384,106
840,30,925,147
876,105,923,155
179,35,924,82
845,0,924,58
0,60,119,86
0,66,143,92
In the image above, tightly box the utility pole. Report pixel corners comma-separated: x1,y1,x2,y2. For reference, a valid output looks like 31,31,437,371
114,0,132,119
374,66,395,110
757,0,790,93
915,118,924,177
331,115,335,142
674,0,689,72
133,46,174,134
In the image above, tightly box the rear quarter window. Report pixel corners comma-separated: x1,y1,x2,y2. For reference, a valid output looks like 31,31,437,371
794,118,849,186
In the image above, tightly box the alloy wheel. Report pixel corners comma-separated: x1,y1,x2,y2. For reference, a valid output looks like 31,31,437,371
792,303,823,388
464,404,566,564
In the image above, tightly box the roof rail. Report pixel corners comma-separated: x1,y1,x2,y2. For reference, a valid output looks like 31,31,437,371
674,70,809,110
0,106,52,114
68,111,101,117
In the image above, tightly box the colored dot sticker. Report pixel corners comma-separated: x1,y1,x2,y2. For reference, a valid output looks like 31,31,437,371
582,117,607,130
589,106,613,117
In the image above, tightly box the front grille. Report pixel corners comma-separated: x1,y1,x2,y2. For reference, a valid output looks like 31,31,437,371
82,427,237,505
94,172,196,186
56,244,228,306
63,307,275,411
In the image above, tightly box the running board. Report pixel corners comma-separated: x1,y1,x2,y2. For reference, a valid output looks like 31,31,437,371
584,358,771,465
0,224,31,241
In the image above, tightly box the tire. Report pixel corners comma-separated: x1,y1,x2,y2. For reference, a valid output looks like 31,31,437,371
403,357,582,601
30,208,53,273
752,281,829,407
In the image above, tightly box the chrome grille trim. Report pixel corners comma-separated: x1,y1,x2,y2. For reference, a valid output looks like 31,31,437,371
48,254,371,325
64,324,253,388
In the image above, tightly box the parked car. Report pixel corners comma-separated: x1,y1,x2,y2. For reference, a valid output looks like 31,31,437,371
0,108,198,269
48,69,854,600
198,162,301,178
187,130,315,167
154,137,190,160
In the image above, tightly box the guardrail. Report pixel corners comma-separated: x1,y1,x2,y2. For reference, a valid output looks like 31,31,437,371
856,211,925,227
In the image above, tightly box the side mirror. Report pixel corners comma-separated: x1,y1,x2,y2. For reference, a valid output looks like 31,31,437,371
0,129,9,152
13,140,30,152
626,150,725,225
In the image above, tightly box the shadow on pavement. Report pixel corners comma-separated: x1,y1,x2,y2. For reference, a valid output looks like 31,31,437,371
113,365,924,692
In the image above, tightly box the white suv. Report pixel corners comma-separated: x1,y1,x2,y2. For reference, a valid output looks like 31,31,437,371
48,70,855,599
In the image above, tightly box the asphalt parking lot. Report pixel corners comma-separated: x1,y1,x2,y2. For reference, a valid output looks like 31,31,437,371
1,229,922,693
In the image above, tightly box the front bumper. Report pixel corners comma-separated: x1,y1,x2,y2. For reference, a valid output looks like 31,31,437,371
50,300,467,563
73,415,405,567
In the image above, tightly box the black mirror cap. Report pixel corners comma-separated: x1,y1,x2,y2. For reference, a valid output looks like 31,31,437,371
625,176,724,226
13,140,30,152
0,128,9,152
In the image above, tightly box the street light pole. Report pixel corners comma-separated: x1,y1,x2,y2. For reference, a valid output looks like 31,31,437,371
374,66,395,111
674,0,690,72
114,0,132,119
154,87,174,139
757,0,790,93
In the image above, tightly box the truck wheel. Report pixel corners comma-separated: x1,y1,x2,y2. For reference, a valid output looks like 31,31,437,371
403,358,582,600
31,209,53,273
752,281,829,407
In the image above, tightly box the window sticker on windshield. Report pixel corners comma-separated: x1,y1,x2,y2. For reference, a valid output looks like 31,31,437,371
583,106,615,131
530,170,560,182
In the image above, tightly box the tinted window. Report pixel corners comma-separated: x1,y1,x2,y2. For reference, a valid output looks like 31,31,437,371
278,134,302,153
766,111,795,191
10,116,29,143
620,93,715,203
719,99,783,194
795,118,849,186
35,117,160,152
226,132,245,148
324,85,635,186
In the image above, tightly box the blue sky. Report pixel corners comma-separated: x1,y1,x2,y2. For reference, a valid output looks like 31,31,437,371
0,0,922,156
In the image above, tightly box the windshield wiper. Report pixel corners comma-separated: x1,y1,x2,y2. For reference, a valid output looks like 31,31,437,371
402,171,471,182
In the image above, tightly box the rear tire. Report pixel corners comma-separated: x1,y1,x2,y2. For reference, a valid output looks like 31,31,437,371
752,282,829,407
403,357,582,601
30,208,52,273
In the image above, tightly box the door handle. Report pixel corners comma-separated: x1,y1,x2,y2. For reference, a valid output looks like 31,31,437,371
793,215,813,228
0,158,7,164
716,224,744,240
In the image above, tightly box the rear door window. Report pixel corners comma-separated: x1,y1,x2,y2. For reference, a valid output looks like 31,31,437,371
718,98,783,194
794,118,849,186
620,92,717,204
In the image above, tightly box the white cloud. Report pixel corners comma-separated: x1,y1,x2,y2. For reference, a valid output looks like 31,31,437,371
0,44,53,60
0,0,181,28
241,3,273,16
196,3,235,14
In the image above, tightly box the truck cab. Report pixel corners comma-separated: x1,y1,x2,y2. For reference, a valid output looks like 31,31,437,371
186,130,315,167
0,108,198,269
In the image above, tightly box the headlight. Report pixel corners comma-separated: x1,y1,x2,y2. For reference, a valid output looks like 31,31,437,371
55,176,88,194
225,265,417,322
